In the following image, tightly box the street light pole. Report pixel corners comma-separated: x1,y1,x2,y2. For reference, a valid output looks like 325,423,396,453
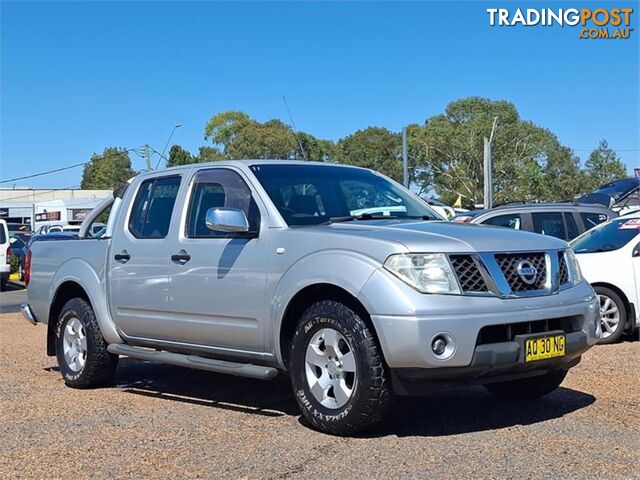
402,127,409,188
154,124,182,169
483,117,498,209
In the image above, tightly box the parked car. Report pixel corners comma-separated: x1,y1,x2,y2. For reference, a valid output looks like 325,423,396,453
36,224,82,235
0,220,10,291
453,203,617,241
6,223,32,233
423,198,455,219
22,161,600,435
571,213,640,344
8,234,28,281
579,177,640,216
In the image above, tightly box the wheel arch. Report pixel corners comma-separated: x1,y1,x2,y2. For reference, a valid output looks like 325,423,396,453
47,258,123,356
47,281,90,355
278,282,381,370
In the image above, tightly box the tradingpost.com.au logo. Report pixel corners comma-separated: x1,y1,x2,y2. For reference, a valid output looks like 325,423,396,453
487,7,635,39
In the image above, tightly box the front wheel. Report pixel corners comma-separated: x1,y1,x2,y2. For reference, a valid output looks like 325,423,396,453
484,370,567,400
289,300,392,436
55,297,118,388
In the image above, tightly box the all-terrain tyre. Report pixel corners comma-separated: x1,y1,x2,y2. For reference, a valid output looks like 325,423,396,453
484,370,567,400
595,286,627,345
290,300,392,436
55,297,118,388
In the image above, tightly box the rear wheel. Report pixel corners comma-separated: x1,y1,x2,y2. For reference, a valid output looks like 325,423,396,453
289,300,392,436
595,286,626,344
55,297,118,388
484,370,567,400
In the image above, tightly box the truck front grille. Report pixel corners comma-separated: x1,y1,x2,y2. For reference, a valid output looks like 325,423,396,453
449,255,488,293
494,252,547,292
476,316,581,345
558,252,569,285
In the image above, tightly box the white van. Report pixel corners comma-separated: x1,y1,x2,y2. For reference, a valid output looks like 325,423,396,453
0,220,10,291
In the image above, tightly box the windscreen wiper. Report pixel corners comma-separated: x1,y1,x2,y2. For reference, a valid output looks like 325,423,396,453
329,214,434,223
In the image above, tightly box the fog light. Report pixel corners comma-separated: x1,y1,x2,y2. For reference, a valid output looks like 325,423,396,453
430,333,455,360
432,337,447,356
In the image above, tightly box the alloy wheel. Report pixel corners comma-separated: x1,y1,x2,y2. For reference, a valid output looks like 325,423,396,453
598,294,620,339
304,328,357,409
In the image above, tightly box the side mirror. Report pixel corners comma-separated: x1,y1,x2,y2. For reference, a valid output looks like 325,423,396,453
205,207,250,233
9,237,16,244
633,242,640,257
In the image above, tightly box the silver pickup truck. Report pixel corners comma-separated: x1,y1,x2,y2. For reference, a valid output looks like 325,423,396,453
23,161,601,435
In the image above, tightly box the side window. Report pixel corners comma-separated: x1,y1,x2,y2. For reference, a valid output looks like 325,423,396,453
128,176,181,239
564,213,579,240
482,213,521,230
532,212,566,239
186,169,260,238
581,212,609,231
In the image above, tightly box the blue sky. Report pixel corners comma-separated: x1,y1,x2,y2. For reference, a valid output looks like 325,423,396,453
1,1,638,188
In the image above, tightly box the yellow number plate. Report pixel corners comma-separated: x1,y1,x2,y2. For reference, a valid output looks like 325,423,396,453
525,335,566,362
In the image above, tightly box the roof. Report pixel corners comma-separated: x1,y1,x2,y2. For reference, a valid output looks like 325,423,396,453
139,160,371,178
453,201,616,220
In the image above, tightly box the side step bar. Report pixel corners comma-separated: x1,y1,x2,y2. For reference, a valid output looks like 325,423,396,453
107,344,278,380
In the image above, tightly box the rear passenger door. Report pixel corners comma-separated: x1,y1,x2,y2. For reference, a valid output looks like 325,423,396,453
109,175,184,340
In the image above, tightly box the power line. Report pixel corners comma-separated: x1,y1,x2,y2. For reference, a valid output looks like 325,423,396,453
0,148,141,185
0,163,87,185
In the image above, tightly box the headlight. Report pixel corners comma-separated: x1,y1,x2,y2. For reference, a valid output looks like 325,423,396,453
566,249,583,284
384,253,461,294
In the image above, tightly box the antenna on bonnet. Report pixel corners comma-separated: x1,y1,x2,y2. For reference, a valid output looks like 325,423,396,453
282,94,309,161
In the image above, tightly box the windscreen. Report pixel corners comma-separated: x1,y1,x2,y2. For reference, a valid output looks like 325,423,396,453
250,164,439,226
571,218,640,254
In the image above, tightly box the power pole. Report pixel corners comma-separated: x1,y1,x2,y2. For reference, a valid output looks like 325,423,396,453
143,144,152,171
402,127,409,188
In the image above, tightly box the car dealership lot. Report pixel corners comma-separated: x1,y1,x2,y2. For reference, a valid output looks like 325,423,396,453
0,305,638,479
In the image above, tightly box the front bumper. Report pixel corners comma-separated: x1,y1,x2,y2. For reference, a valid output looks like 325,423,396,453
360,270,600,372
391,331,586,395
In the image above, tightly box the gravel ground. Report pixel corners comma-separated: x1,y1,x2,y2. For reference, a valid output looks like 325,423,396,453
0,311,638,479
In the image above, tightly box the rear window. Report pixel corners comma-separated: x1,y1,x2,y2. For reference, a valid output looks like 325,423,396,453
581,212,609,230
481,213,521,230
129,176,181,239
0,224,5,244
532,212,566,240
571,218,640,253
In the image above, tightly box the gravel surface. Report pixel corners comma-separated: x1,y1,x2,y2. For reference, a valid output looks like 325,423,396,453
1,311,638,479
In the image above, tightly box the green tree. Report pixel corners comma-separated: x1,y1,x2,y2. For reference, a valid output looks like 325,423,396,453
582,140,628,191
80,147,135,190
295,132,335,162
197,146,226,163
334,127,402,181
167,145,195,167
410,97,584,205
204,111,300,159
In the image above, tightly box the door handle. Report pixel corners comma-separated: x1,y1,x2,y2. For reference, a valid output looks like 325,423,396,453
171,250,191,264
114,251,130,263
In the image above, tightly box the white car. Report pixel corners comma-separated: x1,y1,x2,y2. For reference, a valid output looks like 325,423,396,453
571,213,640,343
0,220,10,291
